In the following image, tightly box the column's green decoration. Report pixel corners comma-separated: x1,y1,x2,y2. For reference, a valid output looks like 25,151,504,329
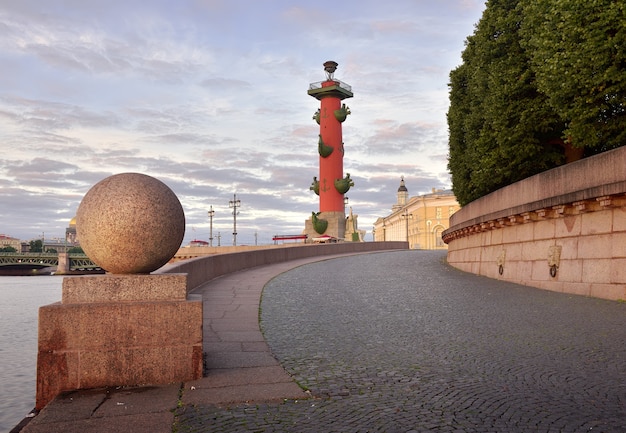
313,109,321,125
334,172,354,194
334,104,351,123
318,134,334,158
311,211,328,234
310,177,319,195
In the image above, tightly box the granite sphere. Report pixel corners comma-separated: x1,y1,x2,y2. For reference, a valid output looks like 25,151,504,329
76,173,185,274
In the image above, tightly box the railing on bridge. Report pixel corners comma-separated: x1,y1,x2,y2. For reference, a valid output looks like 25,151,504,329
0,252,102,272
0,252,58,267
66,254,102,272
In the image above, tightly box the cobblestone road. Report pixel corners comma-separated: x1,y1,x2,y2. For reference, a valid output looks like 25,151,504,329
176,250,626,432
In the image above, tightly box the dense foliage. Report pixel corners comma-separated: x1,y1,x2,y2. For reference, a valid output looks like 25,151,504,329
521,0,626,151
448,0,626,205
29,239,43,252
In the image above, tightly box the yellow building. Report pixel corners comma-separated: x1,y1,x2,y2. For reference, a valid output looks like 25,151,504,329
373,177,459,249
0,234,22,251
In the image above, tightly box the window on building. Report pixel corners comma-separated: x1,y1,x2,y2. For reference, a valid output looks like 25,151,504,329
434,227,445,247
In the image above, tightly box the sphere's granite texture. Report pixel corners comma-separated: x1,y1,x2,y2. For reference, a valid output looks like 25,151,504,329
76,173,185,274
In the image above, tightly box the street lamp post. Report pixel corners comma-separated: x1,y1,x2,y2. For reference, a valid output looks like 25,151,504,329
229,194,241,246
207,206,215,247
401,210,413,245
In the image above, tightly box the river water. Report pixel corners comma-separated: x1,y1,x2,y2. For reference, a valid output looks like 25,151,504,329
0,275,62,433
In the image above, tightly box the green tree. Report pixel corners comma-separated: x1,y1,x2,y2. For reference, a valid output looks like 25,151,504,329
68,246,84,254
0,246,17,253
29,239,43,252
447,63,475,206
448,0,565,205
520,0,626,152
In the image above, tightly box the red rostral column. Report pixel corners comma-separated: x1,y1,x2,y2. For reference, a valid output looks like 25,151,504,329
308,61,353,237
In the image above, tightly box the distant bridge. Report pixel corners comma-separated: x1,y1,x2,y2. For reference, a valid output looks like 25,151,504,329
0,252,102,274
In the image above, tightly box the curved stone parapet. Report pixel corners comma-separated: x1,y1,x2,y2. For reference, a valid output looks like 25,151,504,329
444,146,626,300
159,242,409,293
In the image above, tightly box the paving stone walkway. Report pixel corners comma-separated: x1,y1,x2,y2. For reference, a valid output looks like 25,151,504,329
176,250,626,433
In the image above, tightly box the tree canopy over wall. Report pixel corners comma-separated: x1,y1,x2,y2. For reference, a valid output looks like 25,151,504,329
448,0,626,206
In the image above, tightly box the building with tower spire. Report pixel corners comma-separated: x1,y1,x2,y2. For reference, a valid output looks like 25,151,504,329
373,177,459,249
393,176,409,211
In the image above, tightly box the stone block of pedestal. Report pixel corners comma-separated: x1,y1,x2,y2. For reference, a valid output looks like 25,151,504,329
303,211,347,240
35,274,203,410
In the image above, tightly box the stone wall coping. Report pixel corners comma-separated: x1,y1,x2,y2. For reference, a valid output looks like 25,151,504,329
446,146,626,236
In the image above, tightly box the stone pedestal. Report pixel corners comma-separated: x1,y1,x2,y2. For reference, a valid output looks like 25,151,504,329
55,252,69,275
304,211,346,240
36,274,203,409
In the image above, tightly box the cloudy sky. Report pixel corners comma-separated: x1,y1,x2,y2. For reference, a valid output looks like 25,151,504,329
0,0,485,246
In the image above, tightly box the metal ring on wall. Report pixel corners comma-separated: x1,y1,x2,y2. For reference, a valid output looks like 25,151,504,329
550,265,557,278
498,264,504,275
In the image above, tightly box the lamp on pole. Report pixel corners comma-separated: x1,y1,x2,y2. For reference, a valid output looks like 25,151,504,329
401,210,413,244
229,194,241,246
207,206,215,247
